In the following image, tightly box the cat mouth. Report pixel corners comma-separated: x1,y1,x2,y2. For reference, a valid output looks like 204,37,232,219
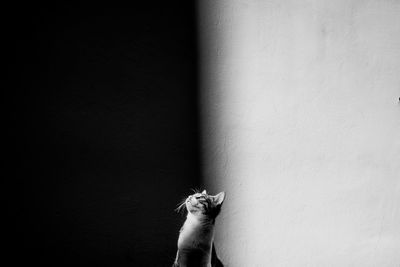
187,197,208,208
187,197,200,207
187,198,196,205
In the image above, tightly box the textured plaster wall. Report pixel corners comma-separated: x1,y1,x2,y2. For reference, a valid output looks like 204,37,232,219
198,1,400,266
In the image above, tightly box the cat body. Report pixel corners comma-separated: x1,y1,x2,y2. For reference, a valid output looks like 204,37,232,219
173,190,225,267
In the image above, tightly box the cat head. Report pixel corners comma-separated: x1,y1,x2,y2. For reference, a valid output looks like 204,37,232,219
177,190,226,220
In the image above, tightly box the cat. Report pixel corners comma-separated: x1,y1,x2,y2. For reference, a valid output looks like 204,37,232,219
173,190,225,267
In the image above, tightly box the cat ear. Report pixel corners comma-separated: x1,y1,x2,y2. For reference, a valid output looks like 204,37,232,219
202,190,207,195
212,192,225,206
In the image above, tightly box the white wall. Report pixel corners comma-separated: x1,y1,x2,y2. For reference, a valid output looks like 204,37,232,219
198,1,400,266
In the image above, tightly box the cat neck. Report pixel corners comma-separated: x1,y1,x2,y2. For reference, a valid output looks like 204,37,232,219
176,213,215,266
179,212,215,244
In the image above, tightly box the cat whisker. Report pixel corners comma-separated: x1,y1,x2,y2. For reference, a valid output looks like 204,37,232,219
175,197,188,213
175,202,186,213
190,188,201,194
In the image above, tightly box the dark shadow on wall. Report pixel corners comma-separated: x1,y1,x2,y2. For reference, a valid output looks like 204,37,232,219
7,3,201,266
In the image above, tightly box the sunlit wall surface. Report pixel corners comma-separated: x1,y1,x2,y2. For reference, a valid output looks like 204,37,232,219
198,1,400,266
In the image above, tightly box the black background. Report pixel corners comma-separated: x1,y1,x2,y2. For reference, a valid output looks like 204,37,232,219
8,3,201,266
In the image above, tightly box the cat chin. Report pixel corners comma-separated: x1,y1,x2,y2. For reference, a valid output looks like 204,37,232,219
186,204,204,215
186,205,199,213
186,199,199,209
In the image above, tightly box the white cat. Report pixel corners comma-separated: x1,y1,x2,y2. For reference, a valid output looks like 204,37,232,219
173,190,225,267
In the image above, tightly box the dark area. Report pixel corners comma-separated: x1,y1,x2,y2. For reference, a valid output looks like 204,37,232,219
7,3,201,266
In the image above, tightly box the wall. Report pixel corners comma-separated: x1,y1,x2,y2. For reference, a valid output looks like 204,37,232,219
199,1,400,266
